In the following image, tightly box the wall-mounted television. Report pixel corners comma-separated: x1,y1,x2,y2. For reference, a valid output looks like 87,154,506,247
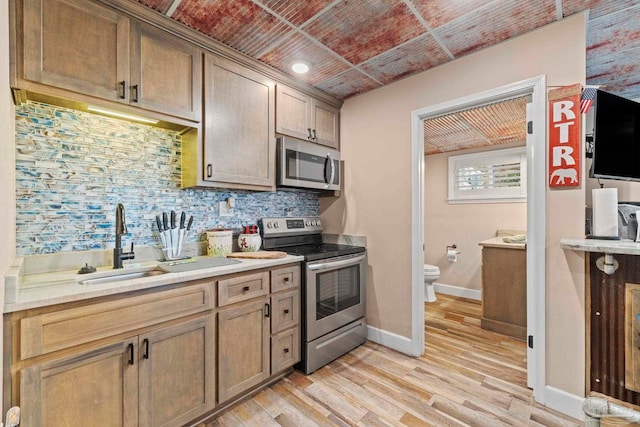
590,89,640,181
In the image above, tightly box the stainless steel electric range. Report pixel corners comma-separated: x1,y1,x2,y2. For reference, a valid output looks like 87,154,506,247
260,216,367,374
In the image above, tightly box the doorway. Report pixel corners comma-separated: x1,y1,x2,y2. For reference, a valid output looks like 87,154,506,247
410,76,547,403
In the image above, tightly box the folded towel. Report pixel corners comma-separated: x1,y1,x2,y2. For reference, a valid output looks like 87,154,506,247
503,234,526,243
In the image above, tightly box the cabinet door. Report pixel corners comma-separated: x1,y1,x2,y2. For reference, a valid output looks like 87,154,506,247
203,54,275,189
313,99,340,149
218,297,270,402
138,315,215,427
276,84,313,141
131,21,202,121
20,339,138,427
22,0,130,102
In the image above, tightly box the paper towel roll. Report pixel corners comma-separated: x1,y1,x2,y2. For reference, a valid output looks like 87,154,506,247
447,249,458,262
592,188,618,237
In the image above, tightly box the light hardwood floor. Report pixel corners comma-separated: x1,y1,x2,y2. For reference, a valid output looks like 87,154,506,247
203,295,583,426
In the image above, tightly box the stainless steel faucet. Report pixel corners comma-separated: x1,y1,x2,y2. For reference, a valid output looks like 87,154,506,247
114,203,135,269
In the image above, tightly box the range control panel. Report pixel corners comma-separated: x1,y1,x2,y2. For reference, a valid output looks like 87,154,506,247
260,217,322,236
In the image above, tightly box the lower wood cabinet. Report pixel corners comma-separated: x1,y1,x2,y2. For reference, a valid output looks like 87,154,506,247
217,264,301,403
20,314,215,427
21,339,138,427
7,264,302,425
217,297,270,403
480,245,527,340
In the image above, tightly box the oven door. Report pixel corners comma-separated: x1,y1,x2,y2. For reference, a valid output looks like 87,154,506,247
278,136,340,191
306,252,366,341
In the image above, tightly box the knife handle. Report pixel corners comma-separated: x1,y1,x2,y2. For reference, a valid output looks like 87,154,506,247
180,211,186,229
170,210,176,229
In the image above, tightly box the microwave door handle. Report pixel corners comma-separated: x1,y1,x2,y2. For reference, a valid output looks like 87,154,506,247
328,154,336,187
323,155,331,186
307,253,366,271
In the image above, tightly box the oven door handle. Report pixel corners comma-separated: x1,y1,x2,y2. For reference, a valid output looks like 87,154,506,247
307,253,366,271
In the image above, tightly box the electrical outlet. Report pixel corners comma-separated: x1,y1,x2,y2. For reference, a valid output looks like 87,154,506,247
219,201,234,217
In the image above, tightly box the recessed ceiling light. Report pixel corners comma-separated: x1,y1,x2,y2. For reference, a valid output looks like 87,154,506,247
291,62,310,74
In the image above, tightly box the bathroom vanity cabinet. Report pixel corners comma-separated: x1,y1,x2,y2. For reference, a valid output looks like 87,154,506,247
479,239,527,340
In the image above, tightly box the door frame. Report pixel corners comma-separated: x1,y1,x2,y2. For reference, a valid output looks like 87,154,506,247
409,75,547,403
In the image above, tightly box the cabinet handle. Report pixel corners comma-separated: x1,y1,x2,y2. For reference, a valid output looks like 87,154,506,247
206,164,213,178
284,309,290,314
283,277,289,282
312,129,317,141
142,338,150,359
265,303,270,318
128,343,134,365
283,348,290,353
243,286,250,292
131,84,139,103
119,81,126,99
307,128,313,140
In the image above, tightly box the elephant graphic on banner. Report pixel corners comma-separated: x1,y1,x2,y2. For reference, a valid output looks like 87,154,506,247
550,167,578,185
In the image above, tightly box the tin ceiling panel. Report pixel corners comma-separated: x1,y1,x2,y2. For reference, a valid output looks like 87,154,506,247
170,0,293,57
133,0,640,102
255,0,335,26
423,96,528,155
433,0,557,57
258,32,351,86
359,34,450,84
303,0,426,65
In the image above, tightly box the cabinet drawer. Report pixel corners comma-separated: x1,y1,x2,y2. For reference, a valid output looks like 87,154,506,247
218,271,269,307
271,289,299,334
20,283,213,360
271,265,300,293
271,327,300,374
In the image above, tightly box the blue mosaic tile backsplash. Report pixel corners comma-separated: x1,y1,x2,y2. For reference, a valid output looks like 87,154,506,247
14,101,320,255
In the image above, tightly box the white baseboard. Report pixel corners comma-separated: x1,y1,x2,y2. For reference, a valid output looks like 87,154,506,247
543,386,585,421
433,282,482,301
367,325,413,355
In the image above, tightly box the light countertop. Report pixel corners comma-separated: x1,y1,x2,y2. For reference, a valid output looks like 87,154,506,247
4,254,303,313
560,238,640,255
478,236,526,250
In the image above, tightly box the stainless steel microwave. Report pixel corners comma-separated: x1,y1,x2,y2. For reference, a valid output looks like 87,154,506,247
277,136,341,191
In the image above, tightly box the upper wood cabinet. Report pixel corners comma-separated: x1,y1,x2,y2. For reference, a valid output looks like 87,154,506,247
18,0,202,122
22,0,130,102
197,53,275,190
276,84,340,149
130,21,202,121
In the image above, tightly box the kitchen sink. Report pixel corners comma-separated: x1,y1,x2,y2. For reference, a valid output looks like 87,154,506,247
77,268,167,285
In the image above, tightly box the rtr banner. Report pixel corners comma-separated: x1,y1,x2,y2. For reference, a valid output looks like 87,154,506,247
548,84,581,188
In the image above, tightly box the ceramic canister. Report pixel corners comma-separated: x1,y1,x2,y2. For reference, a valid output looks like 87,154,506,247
238,233,262,252
206,229,233,256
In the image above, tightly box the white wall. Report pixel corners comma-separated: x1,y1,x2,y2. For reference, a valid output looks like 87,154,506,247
321,13,587,397
1,0,16,413
425,146,527,292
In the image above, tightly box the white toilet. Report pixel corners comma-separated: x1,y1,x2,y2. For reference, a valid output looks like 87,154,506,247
424,264,440,302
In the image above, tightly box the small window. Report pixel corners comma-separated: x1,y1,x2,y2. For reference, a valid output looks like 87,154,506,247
448,146,526,203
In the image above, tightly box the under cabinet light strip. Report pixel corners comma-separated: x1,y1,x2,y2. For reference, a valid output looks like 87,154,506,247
86,106,159,125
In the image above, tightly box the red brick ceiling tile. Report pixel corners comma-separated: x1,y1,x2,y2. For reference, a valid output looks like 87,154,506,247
434,0,557,57
258,33,350,86
359,34,449,84
409,0,494,29
316,69,382,99
255,0,335,26
562,0,640,19
171,0,292,57
136,0,174,14
304,0,426,65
